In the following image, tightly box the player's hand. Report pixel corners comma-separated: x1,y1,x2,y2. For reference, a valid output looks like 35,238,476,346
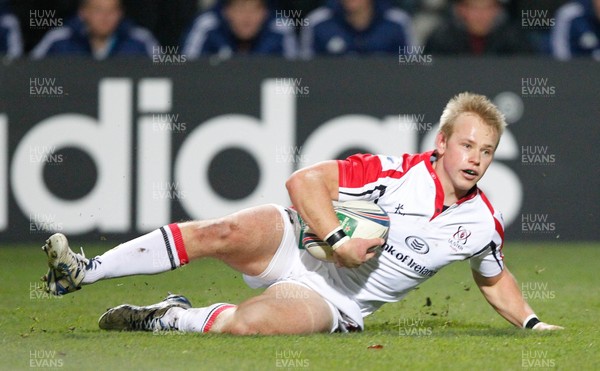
532,322,564,331
332,238,384,269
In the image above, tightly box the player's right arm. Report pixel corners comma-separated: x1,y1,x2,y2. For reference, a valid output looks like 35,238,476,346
286,161,383,268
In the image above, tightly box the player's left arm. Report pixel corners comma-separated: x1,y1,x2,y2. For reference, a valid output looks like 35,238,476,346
286,160,383,268
472,268,563,331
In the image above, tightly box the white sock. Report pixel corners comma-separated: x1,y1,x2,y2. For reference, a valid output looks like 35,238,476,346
176,303,236,333
159,306,187,330
82,224,189,284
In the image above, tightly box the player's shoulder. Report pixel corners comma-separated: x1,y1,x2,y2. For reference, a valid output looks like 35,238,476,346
400,151,433,169
340,152,435,180
477,188,497,213
347,151,432,170
342,153,400,169
475,188,505,232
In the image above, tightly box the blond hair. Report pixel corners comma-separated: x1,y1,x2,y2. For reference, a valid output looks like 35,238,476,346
439,92,506,145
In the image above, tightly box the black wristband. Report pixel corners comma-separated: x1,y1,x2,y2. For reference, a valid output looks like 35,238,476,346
525,317,541,329
325,228,348,247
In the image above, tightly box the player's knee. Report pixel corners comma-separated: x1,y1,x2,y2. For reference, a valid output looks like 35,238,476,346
188,217,241,249
212,217,239,242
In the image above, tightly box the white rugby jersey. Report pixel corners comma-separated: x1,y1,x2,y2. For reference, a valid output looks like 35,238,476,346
331,151,505,316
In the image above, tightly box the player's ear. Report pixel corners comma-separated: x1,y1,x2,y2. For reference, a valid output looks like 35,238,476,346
435,132,447,155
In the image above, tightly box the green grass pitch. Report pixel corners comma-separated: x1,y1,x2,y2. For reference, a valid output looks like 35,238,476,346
1,241,598,370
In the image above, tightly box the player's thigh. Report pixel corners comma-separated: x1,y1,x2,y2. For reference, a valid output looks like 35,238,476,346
180,204,285,275
226,283,334,335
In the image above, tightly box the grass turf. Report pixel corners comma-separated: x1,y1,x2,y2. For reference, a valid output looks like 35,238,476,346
1,242,598,370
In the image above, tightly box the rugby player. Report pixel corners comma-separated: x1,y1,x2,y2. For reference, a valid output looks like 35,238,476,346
42,92,563,334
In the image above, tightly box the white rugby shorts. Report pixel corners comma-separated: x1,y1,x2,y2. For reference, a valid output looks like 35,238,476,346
242,204,364,332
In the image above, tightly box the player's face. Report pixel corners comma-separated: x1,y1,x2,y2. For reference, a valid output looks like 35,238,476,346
435,113,498,199
224,0,268,42
80,0,123,39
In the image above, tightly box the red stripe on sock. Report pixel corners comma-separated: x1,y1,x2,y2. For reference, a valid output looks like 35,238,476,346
203,304,236,333
168,223,189,265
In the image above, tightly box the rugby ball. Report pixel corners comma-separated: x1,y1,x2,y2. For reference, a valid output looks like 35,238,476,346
302,200,390,262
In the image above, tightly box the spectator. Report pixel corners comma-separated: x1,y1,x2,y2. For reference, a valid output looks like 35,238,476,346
300,0,416,57
0,3,23,59
551,0,600,60
425,0,533,55
181,0,298,59
31,0,158,60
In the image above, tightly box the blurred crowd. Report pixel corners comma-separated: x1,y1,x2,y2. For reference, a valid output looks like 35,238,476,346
1,0,599,60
